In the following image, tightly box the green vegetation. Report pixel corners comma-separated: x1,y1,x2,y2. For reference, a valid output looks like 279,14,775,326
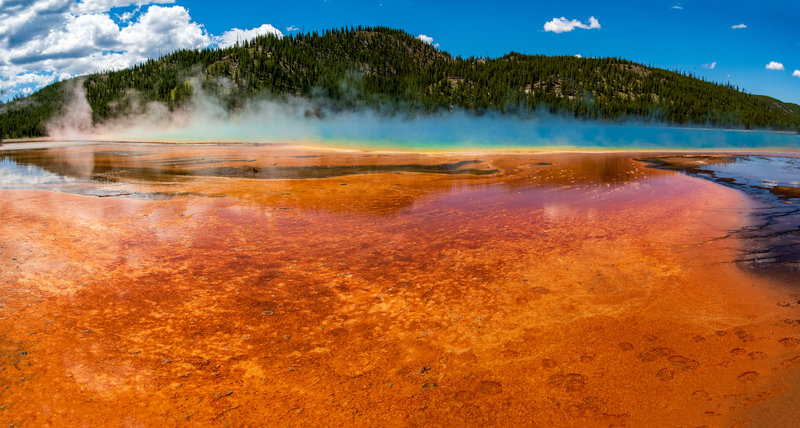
2,26,799,139
0,81,72,139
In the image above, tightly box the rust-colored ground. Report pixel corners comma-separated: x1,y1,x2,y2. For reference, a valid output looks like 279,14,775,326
1,145,799,426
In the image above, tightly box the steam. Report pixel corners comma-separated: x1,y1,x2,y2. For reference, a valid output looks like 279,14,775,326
46,82,800,151
46,80,94,140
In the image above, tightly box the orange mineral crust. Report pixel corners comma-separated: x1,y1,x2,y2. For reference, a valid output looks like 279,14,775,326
1,146,799,427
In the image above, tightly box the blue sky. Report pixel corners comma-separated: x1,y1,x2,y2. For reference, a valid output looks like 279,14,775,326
2,0,799,104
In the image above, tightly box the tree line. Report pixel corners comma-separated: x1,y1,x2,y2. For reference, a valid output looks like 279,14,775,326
2,26,799,139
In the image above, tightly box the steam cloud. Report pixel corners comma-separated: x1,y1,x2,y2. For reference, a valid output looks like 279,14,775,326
46,81,94,140
45,81,800,151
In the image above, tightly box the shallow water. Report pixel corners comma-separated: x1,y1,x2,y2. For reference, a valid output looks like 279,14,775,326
706,156,800,197
0,155,180,199
0,157,78,186
0,145,498,184
641,154,800,274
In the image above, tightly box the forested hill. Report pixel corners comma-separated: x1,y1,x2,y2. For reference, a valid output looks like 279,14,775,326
2,26,800,139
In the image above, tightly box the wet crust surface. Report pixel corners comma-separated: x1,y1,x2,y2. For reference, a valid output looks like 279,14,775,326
1,145,800,426
640,154,800,278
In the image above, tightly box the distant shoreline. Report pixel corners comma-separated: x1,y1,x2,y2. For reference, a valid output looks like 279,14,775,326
2,137,799,157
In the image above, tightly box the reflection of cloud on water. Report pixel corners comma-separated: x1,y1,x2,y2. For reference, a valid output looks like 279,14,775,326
0,155,166,203
542,202,597,221
708,156,800,191
60,148,96,179
543,203,563,220
0,158,76,186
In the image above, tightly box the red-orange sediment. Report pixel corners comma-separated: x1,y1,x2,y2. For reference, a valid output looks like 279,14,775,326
1,145,799,426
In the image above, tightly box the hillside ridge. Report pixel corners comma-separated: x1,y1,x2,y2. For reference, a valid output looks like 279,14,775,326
1,26,799,139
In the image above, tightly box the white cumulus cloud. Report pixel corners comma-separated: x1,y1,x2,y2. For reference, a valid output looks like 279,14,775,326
217,24,283,48
0,1,287,100
286,25,300,32
765,61,785,71
416,34,439,48
731,24,747,29
0,71,69,96
703,61,717,69
671,5,683,10
543,16,601,34
73,0,175,14
119,5,211,56
118,10,137,22
793,70,800,78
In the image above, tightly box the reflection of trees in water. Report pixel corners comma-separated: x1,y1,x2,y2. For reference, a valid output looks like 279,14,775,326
0,146,502,215
1,148,497,182
1,147,672,216
0,157,78,186
500,153,658,190
2,148,109,181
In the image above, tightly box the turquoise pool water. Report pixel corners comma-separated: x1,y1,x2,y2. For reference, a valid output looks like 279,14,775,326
312,121,800,151
94,111,800,151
